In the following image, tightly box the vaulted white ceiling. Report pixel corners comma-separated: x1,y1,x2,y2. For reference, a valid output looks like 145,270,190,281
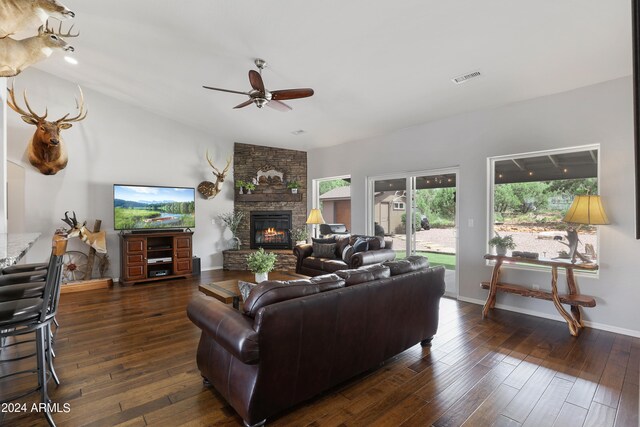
34,0,632,150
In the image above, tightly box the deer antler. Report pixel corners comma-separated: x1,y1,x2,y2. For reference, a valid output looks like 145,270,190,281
222,155,232,175
55,21,79,38
206,151,233,177
6,83,48,121
56,86,87,123
61,211,78,229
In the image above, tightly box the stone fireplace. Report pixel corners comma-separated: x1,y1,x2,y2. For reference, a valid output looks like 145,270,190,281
250,211,292,249
222,142,307,271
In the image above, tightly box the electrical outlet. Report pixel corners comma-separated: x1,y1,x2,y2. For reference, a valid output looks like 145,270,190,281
211,219,215,225
532,284,540,291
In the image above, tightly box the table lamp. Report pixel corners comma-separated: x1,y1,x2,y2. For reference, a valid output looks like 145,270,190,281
562,195,609,263
306,208,325,238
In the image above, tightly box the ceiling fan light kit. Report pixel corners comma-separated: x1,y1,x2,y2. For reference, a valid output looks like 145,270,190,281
203,58,314,111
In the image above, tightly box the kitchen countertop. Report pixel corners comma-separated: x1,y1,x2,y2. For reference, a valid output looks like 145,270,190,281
0,233,41,268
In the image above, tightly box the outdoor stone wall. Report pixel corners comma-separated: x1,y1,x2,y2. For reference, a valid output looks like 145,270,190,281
224,142,307,269
223,249,297,271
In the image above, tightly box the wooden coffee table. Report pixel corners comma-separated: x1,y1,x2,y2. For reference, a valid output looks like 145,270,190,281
199,271,309,309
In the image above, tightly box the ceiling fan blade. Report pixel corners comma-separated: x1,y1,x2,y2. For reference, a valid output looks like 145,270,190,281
233,99,254,109
202,86,249,96
266,100,292,112
271,88,314,100
248,70,265,92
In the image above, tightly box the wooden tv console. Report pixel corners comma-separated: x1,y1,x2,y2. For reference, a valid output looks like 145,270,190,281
119,231,193,285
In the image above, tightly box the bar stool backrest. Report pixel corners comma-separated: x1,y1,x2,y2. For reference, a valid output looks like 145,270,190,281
39,233,68,323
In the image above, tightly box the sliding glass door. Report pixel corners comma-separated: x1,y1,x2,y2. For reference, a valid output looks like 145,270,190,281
368,169,458,295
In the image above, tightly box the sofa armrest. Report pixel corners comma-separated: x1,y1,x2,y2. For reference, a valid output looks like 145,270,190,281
350,249,396,268
187,295,259,364
293,243,313,273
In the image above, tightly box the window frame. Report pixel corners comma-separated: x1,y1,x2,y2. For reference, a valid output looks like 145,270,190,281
486,144,601,276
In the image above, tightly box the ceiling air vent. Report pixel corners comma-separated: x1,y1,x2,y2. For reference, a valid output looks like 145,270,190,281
451,70,481,85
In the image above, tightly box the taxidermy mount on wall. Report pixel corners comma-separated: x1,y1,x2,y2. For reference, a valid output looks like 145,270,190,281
7,83,87,175
197,150,232,199
0,0,75,38
0,21,77,77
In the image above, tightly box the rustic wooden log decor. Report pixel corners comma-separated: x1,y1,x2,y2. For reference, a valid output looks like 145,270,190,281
481,254,598,336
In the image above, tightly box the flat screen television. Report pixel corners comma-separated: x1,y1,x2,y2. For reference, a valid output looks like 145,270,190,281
114,184,195,230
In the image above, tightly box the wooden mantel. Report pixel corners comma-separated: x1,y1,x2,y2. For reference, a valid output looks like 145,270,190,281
235,192,302,202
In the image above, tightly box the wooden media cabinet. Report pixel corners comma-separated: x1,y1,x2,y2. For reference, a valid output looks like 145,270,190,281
481,254,598,336
120,231,193,285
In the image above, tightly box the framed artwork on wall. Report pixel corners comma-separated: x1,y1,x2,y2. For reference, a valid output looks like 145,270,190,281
633,0,640,239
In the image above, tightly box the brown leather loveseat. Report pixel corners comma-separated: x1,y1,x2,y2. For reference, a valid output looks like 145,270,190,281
294,234,396,276
187,256,445,426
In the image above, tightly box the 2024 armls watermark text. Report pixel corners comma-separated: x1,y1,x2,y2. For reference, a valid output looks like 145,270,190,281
2,402,71,413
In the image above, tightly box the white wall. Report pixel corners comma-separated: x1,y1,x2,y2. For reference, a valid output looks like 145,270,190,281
7,68,236,275
308,76,640,336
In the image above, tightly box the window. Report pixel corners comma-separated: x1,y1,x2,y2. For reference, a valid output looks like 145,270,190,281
313,175,351,231
489,145,600,263
393,201,405,210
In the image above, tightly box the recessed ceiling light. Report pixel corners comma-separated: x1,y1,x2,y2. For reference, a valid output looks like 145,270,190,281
64,56,78,65
291,130,305,135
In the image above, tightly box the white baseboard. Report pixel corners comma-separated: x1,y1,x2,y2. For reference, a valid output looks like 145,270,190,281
202,266,223,272
456,295,640,338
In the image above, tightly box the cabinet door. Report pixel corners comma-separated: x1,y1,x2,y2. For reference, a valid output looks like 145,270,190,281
124,237,147,280
173,235,192,275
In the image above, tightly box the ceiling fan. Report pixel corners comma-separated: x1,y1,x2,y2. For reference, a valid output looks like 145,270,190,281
202,58,314,111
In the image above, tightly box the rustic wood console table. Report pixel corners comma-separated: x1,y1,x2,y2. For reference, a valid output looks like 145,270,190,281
481,254,598,336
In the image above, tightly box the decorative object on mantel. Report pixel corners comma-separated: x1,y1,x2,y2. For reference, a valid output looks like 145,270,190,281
0,20,79,77
290,226,308,246
197,150,232,199
287,180,300,194
256,167,284,184
7,82,87,175
0,0,75,39
219,210,244,250
202,58,314,111
235,179,255,194
561,194,609,263
306,209,326,239
246,247,277,283
488,233,516,256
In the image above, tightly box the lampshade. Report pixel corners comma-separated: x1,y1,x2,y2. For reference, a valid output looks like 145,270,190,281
306,208,326,225
563,195,609,225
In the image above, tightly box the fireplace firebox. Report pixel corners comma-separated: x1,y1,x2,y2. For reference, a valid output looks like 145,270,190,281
250,211,292,249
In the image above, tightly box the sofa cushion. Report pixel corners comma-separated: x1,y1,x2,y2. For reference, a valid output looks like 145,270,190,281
352,238,369,254
312,242,337,259
302,257,325,270
243,281,319,317
310,274,346,292
321,259,348,273
360,264,391,280
335,236,350,257
335,269,375,286
367,236,385,250
383,256,429,276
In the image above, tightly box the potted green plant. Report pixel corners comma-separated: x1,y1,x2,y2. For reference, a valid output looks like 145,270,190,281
247,247,278,283
290,226,308,245
235,179,246,195
287,180,300,194
488,233,516,256
244,181,256,194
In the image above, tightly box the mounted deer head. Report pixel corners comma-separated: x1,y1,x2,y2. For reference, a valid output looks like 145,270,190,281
0,0,75,39
197,150,232,199
61,211,107,254
7,82,88,175
0,21,78,77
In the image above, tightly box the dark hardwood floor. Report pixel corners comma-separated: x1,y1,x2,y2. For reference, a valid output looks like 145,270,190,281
1,270,638,426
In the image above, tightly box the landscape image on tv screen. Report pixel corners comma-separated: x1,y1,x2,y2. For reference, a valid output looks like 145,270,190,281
114,185,195,230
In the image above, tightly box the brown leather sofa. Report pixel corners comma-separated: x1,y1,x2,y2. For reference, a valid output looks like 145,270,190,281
294,234,396,276
187,256,445,427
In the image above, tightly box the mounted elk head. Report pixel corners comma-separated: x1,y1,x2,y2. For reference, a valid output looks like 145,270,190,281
7,82,87,175
0,0,75,39
61,211,107,254
197,151,232,199
0,21,78,77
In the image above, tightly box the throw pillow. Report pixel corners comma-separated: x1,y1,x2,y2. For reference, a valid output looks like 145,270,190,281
342,244,354,262
352,237,369,254
312,237,336,244
312,242,337,259
238,280,257,301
